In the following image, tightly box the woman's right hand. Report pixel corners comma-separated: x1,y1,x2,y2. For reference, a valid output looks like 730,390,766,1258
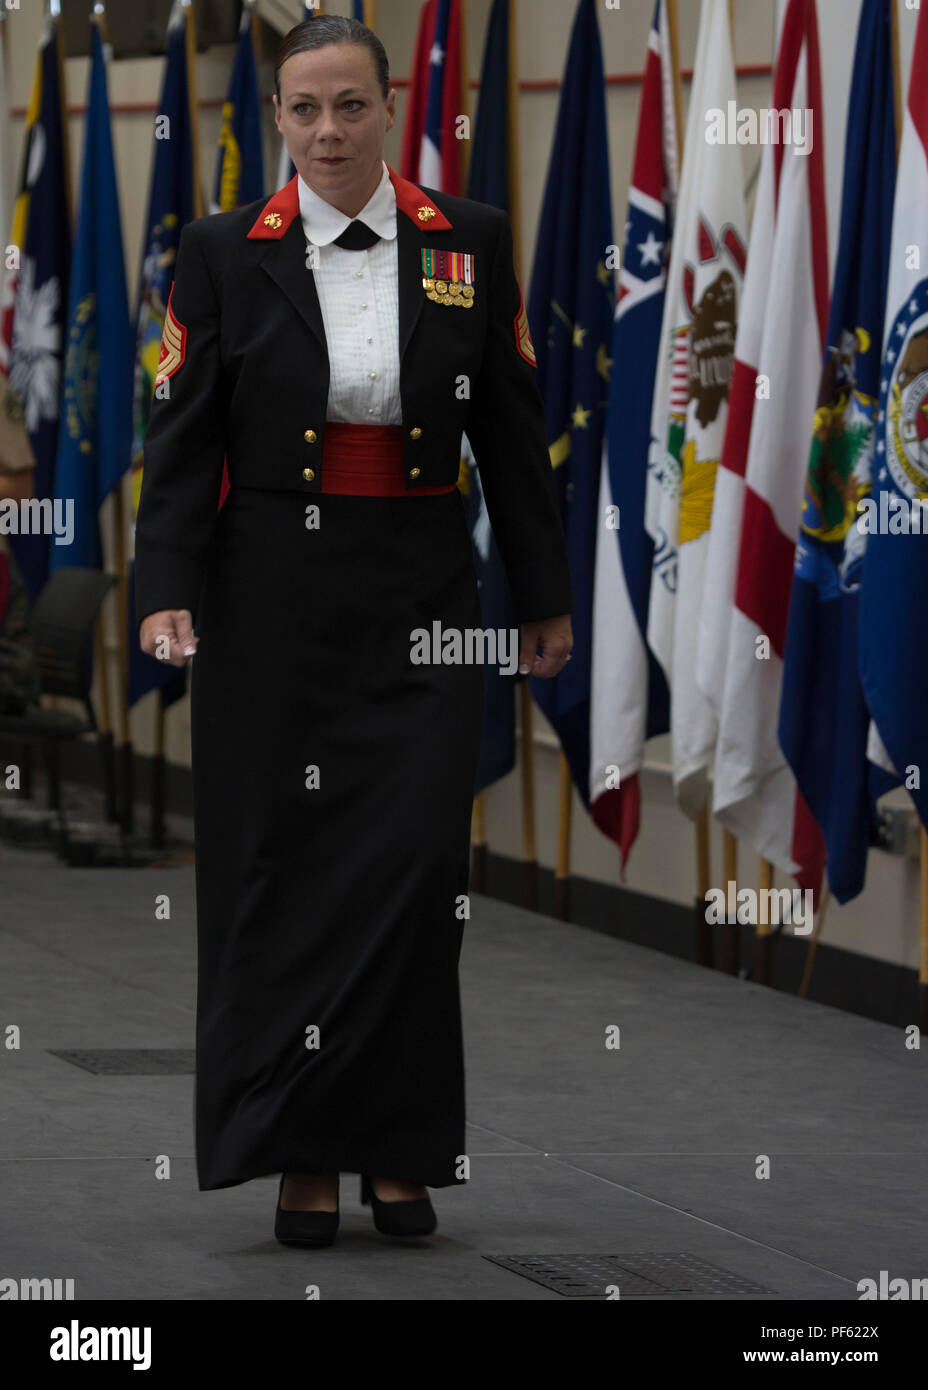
139,609,198,668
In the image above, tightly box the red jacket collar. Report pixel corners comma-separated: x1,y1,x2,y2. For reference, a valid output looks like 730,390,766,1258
246,162,452,239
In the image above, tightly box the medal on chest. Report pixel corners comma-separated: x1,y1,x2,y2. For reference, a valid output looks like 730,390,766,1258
421,249,476,307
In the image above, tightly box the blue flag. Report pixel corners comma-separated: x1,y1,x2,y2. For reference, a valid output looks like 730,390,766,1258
127,2,198,710
779,0,897,903
526,0,613,807
858,1,928,837
589,0,675,866
51,21,133,575
213,6,264,213
7,18,71,603
462,0,518,794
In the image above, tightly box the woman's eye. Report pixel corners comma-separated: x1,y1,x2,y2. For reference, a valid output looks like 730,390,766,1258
291,102,363,115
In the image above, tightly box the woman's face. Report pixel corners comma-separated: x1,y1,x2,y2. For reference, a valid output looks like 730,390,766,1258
274,42,396,214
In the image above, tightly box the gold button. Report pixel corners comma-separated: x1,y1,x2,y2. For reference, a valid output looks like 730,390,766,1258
409,467,421,478
410,426,422,439
304,429,317,443
302,468,315,481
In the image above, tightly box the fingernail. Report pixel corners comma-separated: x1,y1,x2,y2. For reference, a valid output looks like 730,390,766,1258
184,647,195,655
519,663,530,674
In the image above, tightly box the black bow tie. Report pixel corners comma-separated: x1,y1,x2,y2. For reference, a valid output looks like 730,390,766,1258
333,219,380,251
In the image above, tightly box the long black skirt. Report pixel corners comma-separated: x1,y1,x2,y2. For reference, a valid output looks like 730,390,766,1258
189,481,484,1190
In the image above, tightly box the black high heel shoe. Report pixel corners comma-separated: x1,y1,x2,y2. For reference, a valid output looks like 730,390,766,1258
274,1173,339,1247
360,1174,437,1236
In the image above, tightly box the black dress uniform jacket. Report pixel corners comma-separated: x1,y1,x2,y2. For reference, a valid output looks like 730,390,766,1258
134,163,573,628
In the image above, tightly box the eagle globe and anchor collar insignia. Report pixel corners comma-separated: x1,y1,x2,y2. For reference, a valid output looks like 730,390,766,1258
246,162,453,240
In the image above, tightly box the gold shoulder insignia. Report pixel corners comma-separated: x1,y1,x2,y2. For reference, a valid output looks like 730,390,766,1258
417,205,437,222
263,211,283,230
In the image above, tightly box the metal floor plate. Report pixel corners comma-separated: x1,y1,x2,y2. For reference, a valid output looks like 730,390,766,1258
48,1048,195,1075
483,1252,773,1298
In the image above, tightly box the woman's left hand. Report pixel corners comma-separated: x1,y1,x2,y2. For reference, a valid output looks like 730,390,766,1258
518,615,573,679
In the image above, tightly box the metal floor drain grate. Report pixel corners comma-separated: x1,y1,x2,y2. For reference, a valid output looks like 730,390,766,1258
483,1252,772,1298
49,1048,195,1075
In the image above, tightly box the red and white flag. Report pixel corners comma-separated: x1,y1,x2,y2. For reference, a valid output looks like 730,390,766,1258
644,0,746,820
697,0,828,894
399,0,464,193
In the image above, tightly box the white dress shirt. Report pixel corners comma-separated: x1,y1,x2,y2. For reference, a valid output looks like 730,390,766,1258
297,159,403,426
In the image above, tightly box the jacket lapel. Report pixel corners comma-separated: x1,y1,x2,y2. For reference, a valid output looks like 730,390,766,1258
259,212,328,354
396,206,424,363
248,165,453,368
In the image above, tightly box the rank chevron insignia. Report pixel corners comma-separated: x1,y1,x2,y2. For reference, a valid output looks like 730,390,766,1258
155,287,186,383
514,284,536,366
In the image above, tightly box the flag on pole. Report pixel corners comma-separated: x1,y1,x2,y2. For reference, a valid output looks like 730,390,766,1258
51,18,133,575
589,0,677,866
702,0,829,895
527,0,614,806
212,4,264,213
277,2,315,189
461,0,519,793
400,1,438,183
400,0,464,193
4,15,71,604
0,13,14,376
127,0,200,709
858,0,928,836
644,0,746,820
779,0,897,904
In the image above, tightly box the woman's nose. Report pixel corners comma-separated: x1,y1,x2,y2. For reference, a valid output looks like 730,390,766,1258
315,107,344,142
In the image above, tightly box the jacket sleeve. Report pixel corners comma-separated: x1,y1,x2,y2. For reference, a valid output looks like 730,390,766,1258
133,219,227,629
465,209,573,625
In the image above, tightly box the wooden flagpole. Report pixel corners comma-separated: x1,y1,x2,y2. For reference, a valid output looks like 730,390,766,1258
554,751,572,920
799,878,829,999
755,855,773,985
720,828,739,973
695,803,712,964
920,829,928,1033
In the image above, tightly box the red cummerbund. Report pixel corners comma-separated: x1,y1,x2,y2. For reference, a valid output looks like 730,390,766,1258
319,422,457,497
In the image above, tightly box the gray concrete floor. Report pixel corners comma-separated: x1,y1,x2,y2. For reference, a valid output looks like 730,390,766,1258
1,797,926,1301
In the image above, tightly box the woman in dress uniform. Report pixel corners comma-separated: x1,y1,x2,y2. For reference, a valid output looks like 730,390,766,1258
135,15,573,1247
